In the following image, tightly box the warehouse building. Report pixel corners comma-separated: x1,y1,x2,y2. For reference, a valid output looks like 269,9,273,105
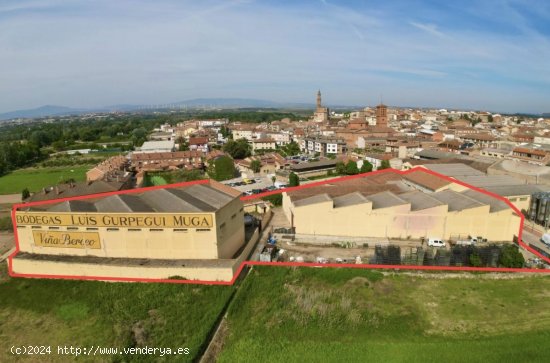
282,170,520,242
12,180,252,282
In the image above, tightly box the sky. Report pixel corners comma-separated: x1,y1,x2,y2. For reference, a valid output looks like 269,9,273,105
0,0,549,114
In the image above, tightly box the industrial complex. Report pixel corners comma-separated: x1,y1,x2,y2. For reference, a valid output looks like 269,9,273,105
282,169,521,243
7,166,535,282
11,180,259,282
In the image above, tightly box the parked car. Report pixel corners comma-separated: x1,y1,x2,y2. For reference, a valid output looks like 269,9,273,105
541,233,550,247
428,238,446,248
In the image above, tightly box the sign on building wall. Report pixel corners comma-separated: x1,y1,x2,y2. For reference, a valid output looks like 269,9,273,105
33,231,102,249
16,212,214,229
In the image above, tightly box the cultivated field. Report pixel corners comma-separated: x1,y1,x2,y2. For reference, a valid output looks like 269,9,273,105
0,165,91,194
0,267,234,362
218,266,550,363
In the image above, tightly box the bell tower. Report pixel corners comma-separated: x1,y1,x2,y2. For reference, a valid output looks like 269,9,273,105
316,90,322,109
376,103,388,127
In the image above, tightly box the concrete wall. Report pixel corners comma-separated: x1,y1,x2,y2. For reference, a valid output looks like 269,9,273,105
12,258,236,281
284,197,520,242
216,198,245,259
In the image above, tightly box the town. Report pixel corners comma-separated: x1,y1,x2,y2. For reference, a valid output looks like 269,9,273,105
1,89,549,279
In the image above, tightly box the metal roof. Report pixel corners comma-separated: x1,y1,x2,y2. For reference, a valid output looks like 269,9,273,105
461,190,510,213
483,184,550,197
458,175,523,187
431,190,485,212
94,194,155,213
424,163,485,177
48,200,97,213
41,182,239,213
367,191,408,209
332,192,369,208
293,193,332,207
398,191,444,211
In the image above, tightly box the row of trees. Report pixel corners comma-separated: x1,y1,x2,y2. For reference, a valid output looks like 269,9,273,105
0,141,44,176
333,159,389,176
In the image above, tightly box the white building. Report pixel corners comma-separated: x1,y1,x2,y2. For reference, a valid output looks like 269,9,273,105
135,140,175,154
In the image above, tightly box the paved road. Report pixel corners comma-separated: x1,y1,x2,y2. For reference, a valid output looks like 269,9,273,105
0,194,21,204
522,229,550,253
0,232,15,256
0,247,15,262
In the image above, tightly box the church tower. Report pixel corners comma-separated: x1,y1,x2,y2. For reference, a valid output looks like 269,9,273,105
376,103,388,127
316,90,322,109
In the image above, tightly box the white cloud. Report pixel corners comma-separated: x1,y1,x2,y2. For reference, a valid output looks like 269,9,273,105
409,21,446,38
0,1,548,113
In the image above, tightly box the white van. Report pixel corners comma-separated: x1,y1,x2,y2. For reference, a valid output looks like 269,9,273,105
428,238,446,248
541,234,550,247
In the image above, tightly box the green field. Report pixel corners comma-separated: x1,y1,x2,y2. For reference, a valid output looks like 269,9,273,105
0,165,91,194
142,170,205,187
0,266,234,362
3,264,550,362
218,266,550,363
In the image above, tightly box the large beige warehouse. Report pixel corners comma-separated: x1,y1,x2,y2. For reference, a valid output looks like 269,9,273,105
12,180,253,282
282,170,521,242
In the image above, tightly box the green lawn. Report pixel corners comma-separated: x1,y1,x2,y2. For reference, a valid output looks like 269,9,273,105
0,165,91,194
142,170,205,187
218,266,550,363
0,266,234,362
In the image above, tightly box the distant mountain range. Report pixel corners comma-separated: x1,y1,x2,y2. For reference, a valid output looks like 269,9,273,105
5,99,539,121
0,98,329,121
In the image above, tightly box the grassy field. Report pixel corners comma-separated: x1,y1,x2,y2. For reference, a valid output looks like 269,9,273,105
0,266,234,362
218,266,550,363
142,170,205,187
4,263,550,363
0,165,91,194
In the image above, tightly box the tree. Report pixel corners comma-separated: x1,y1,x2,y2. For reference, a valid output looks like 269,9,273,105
345,160,359,175
289,172,300,187
283,141,300,156
335,161,346,175
360,160,373,173
488,114,494,122
21,188,30,200
271,175,276,185
131,128,147,146
219,126,231,138
250,159,262,173
176,136,189,151
223,138,251,159
207,155,236,181
469,251,483,267
262,194,283,206
378,160,391,170
499,244,525,268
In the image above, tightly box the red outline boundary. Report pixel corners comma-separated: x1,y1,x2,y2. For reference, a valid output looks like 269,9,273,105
7,168,550,285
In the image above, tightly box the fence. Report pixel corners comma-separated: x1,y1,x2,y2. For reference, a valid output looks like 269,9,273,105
372,244,508,267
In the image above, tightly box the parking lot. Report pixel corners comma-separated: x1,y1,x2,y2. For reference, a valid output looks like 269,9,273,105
222,175,287,195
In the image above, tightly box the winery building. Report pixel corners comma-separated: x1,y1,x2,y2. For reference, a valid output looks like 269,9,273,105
12,180,253,282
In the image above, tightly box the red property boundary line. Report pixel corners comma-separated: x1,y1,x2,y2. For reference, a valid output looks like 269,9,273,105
7,167,550,285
